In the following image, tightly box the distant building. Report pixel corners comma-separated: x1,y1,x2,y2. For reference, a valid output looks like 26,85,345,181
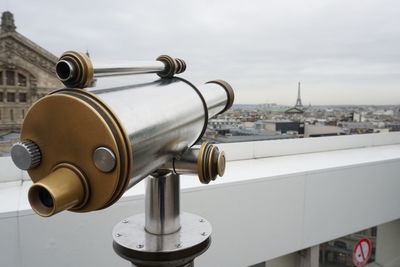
339,122,374,134
285,82,305,114
208,118,240,130
0,11,62,138
294,81,303,109
385,122,400,132
352,112,366,122
203,134,298,144
285,107,304,114
263,120,304,135
304,124,343,138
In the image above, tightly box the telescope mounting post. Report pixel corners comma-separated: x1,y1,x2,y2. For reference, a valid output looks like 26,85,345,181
112,171,211,267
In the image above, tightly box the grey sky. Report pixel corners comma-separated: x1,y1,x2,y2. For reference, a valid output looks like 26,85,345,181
3,0,400,105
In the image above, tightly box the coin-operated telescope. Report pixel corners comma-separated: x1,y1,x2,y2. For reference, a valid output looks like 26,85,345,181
11,51,234,267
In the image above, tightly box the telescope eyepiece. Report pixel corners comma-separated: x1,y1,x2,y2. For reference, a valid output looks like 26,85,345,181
28,165,89,217
38,187,54,208
29,185,55,215
56,60,76,82
56,51,94,88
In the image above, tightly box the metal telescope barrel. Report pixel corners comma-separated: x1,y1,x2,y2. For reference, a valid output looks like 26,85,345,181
55,51,186,88
11,51,234,217
92,61,166,77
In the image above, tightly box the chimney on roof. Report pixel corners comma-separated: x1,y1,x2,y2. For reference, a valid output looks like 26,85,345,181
1,11,16,33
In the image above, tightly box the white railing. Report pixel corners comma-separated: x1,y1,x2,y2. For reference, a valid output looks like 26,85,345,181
219,132,400,161
1,132,400,183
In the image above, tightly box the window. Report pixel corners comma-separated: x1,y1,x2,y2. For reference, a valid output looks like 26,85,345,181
6,70,15,86
19,93,27,102
0,92,3,102
320,227,377,267
0,71,3,85
7,92,15,102
10,109,14,121
17,73,27,87
21,109,25,119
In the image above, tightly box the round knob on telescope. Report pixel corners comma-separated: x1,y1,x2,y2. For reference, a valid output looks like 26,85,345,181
156,55,187,78
198,142,226,184
11,140,41,170
216,150,226,177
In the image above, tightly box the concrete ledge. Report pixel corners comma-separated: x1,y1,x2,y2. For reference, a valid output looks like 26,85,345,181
1,132,400,183
0,143,400,266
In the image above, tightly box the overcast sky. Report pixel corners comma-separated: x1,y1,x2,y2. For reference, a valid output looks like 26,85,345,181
2,0,400,105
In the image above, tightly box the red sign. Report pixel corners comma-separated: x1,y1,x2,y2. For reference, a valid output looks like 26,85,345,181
353,238,372,266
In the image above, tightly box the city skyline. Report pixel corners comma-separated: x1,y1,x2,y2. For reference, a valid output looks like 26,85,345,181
2,0,400,105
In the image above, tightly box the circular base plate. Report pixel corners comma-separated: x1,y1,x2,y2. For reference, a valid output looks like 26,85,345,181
113,212,211,267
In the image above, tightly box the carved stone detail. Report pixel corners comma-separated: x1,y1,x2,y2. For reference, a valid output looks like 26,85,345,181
2,37,56,74
0,11,61,145
1,11,16,33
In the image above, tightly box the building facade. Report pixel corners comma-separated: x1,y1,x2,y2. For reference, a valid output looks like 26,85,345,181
0,11,61,152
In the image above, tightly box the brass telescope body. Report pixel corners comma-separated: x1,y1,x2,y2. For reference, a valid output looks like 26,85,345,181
15,51,234,217
22,88,132,215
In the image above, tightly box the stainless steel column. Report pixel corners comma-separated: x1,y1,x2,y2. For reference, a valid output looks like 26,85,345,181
145,172,180,235
113,170,211,267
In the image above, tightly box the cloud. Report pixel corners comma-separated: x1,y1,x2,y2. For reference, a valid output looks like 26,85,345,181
3,0,400,104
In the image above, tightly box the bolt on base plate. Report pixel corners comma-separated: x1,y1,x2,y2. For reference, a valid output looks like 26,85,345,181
113,212,211,267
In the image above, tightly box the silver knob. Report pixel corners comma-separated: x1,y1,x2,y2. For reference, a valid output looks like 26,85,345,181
11,140,42,170
93,146,116,173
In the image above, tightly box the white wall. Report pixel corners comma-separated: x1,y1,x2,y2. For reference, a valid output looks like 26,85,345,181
375,219,400,267
266,253,299,267
1,134,400,267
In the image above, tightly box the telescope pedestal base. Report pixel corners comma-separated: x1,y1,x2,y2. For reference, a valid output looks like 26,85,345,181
113,212,211,267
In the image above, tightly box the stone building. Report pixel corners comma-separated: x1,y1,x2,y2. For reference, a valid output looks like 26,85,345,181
0,11,62,153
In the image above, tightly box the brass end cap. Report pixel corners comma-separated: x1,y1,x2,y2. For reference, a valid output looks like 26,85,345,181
56,51,94,88
156,55,187,78
217,151,225,176
175,58,186,73
197,142,226,184
22,90,131,214
206,80,235,114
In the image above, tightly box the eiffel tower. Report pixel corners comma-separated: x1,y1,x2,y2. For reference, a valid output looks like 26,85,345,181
295,82,303,108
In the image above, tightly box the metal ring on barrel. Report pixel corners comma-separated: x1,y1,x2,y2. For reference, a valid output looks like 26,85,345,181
56,51,94,89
